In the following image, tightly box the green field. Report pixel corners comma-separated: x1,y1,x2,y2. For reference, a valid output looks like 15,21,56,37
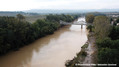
25,15,46,23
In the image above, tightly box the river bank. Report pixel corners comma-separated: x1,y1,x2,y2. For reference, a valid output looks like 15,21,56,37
0,17,88,67
0,14,78,56
83,32,98,66
65,31,97,67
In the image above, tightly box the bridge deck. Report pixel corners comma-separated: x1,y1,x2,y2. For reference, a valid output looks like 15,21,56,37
60,21,92,25
60,20,93,26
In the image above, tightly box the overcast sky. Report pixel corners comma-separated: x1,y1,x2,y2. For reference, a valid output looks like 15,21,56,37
0,0,119,11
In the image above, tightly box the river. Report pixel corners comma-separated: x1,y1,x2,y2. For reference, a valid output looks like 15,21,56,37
0,17,88,67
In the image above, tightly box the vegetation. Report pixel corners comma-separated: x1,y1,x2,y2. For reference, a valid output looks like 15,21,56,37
109,26,119,40
86,25,94,32
65,14,119,67
93,16,111,39
96,38,119,64
46,14,77,22
0,14,77,55
81,43,88,49
25,15,46,23
98,48,119,64
116,18,119,23
65,43,88,67
85,14,95,23
78,49,87,56
85,12,106,23
93,15,119,65
17,14,25,20
65,15,119,67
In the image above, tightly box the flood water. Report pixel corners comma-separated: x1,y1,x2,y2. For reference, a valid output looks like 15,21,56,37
0,17,88,67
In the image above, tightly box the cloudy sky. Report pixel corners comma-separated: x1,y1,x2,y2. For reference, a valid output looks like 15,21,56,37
0,0,119,11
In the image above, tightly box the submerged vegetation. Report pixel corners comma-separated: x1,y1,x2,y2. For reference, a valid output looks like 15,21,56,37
0,14,78,55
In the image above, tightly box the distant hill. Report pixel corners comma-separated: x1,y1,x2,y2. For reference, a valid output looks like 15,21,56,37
0,11,39,16
0,9,119,16
24,9,119,14
24,9,80,14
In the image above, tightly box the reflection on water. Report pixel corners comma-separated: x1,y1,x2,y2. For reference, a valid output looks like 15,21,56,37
0,17,88,67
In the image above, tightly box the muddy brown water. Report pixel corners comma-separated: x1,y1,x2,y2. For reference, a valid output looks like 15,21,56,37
0,17,88,67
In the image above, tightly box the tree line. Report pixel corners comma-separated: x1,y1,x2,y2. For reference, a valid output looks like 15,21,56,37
86,14,119,65
0,14,78,55
46,14,78,22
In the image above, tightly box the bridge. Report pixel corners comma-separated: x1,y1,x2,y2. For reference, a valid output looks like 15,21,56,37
60,20,92,29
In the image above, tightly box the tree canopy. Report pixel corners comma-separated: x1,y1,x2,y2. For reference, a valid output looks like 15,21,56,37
94,16,119,65
85,14,95,23
0,14,76,55
46,14,77,22
93,16,111,39
17,14,25,20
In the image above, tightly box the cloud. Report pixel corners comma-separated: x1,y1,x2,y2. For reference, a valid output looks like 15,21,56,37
0,0,118,11
0,0,36,11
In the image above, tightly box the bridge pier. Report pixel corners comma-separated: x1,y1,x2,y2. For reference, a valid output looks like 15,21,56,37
81,25,83,29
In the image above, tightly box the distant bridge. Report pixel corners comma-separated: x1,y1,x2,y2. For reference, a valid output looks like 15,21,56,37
60,20,92,28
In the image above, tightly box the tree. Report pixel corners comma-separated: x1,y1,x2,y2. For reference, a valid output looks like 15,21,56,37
87,25,93,32
109,26,119,40
93,16,111,39
46,14,75,22
0,14,76,55
96,37,112,48
17,14,25,20
116,18,119,23
98,48,119,64
85,14,95,23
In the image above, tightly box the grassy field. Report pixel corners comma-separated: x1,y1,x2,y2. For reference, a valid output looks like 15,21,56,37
25,15,46,23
